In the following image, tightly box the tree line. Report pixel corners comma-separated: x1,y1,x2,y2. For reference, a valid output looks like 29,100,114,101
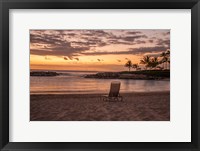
124,49,170,71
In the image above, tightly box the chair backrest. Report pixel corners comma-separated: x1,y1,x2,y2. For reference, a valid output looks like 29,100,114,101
109,81,121,97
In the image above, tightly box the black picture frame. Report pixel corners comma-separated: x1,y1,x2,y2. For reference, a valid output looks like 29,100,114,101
0,0,199,150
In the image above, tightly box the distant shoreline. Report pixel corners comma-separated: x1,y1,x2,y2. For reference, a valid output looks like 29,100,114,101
30,70,170,80
30,71,59,76
85,70,170,80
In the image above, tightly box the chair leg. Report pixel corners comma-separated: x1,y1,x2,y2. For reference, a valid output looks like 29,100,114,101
119,96,123,101
102,97,106,101
103,97,123,102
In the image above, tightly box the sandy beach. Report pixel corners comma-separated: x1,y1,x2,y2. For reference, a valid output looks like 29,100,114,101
30,91,170,121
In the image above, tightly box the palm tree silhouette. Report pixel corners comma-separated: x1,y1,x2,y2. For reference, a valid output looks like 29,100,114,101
166,49,170,69
160,50,170,70
140,56,150,70
150,57,159,69
125,60,132,72
160,52,167,69
132,63,139,71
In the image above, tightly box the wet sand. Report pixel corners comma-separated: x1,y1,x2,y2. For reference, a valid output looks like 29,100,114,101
30,91,170,121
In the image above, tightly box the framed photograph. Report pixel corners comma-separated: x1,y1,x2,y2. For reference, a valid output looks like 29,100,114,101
0,0,199,151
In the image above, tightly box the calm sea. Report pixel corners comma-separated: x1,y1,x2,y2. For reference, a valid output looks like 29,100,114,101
30,70,170,94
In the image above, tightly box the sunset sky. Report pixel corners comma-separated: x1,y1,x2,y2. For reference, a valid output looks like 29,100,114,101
30,29,170,71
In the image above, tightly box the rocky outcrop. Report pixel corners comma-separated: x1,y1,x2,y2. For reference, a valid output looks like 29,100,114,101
85,72,169,80
30,71,59,76
85,72,120,79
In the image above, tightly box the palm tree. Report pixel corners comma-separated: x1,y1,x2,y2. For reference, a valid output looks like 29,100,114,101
160,52,168,69
132,63,139,70
140,56,150,70
150,57,159,69
166,49,170,69
167,59,170,69
160,49,170,70
124,60,132,72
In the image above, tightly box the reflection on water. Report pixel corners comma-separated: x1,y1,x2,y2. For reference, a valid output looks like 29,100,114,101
30,71,170,94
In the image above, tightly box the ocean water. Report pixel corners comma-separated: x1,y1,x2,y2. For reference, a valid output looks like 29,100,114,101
30,70,170,94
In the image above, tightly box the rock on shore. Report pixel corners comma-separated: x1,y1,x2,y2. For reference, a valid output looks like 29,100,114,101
84,71,169,80
85,72,120,79
30,71,59,76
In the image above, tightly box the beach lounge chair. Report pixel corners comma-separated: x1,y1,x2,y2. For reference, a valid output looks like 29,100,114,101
102,81,123,102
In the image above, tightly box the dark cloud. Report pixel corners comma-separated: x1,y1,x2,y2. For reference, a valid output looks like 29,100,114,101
30,31,90,57
108,39,131,45
74,58,79,61
30,46,88,57
120,35,147,42
88,30,112,37
72,39,107,47
78,30,148,45
156,39,170,48
71,41,97,46
31,30,148,50
53,30,67,36
96,59,103,62
68,56,73,60
30,30,169,58
82,32,94,36
149,39,154,43
107,34,147,45
107,39,131,45
163,31,170,36
81,46,168,56
30,33,67,45
64,56,68,60
128,46,168,55
126,31,142,35
135,40,146,44
67,33,77,37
